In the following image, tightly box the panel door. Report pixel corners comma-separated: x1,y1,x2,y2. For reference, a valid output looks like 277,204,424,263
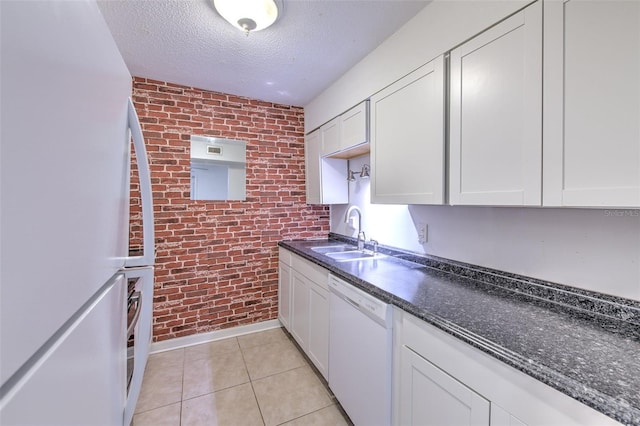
371,56,446,204
543,0,640,207
340,101,369,151
290,271,310,349
449,1,542,206
304,130,322,204
307,283,329,379
320,117,341,156
399,346,490,426
278,262,292,330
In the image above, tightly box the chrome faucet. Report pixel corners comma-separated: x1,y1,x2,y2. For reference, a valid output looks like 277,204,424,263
344,205,366,250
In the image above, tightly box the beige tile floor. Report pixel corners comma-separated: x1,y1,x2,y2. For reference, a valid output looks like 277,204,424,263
132,327,352,426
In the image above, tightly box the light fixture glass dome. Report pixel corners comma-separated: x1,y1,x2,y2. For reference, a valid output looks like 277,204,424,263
213,0,279,33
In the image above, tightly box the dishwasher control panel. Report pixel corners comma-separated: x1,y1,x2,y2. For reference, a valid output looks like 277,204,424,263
328,274,391,326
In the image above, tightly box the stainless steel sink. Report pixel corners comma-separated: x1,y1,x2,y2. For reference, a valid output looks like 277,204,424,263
325,250,386,262
310,245,354,254
310,244,387,262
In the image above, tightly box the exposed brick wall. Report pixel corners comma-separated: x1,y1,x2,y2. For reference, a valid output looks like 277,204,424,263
130,77,330,342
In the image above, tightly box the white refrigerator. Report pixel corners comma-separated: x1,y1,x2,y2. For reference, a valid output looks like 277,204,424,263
0,1,155,425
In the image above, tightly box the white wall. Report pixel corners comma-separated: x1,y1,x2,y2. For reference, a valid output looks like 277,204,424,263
332,155,640,301
305,0,530,132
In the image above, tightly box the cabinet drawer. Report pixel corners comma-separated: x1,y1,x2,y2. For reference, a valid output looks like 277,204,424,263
291,252,328,291
278,247,292,266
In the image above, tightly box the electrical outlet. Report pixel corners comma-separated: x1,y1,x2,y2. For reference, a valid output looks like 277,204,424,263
417,223,428,244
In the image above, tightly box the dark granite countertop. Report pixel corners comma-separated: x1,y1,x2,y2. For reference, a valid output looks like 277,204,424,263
279,235,640,426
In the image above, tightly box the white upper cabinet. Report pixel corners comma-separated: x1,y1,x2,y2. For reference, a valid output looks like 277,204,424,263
449,1,542,206
305,130,322,204
320,117,341,156
370,56,446,204
339,101,369,152
543,0,640,208
321,101,370,158
305,129,348,205
307,102,370,204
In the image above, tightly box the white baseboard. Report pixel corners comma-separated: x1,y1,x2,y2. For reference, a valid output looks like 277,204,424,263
149,319,283,354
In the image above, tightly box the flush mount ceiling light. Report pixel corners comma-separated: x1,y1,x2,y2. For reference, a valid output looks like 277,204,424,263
213,0,279,34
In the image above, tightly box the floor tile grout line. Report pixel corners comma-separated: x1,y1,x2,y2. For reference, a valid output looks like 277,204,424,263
273,403,338,426
133,400,182,417
239,338,268,426
249,363,310,383
178,378,252,403
179,347,186,426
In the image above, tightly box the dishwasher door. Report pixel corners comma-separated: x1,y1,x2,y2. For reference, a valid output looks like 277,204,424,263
329,277,392,426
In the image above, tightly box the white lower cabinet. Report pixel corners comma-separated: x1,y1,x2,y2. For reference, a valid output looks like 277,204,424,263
394,310,620,426
307,283,329,376
291,271,310,347
278,260,292,330
278,248,329,379
400,346,490,426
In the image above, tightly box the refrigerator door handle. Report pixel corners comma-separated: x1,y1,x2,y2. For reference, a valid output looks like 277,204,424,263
123,266,153,426
126,291,142,338
125,98,155,267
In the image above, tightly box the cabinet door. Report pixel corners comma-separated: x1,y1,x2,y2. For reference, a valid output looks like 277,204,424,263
290,271,310,349
321,117,341,156
320,158,349,204
543,0,640,207
307,283,329,379
278,261,292,330
305,129,348,205
399,346,490,426
491,404,528,426
449,2,542,206
371,56,445,204
304,130,322,204
340,101,368,151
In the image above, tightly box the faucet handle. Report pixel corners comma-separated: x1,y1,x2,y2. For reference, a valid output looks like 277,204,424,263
357,231,366,250
369,239,379,254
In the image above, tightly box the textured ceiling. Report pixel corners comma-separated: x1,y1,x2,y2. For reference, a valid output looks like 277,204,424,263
97,0,430,107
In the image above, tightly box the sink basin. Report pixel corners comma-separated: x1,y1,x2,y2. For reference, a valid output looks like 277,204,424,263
310,245,354,254
325,250,386,262
310,244,387,262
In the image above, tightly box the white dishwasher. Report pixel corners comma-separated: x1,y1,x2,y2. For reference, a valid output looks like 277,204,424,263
328,274,392,426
